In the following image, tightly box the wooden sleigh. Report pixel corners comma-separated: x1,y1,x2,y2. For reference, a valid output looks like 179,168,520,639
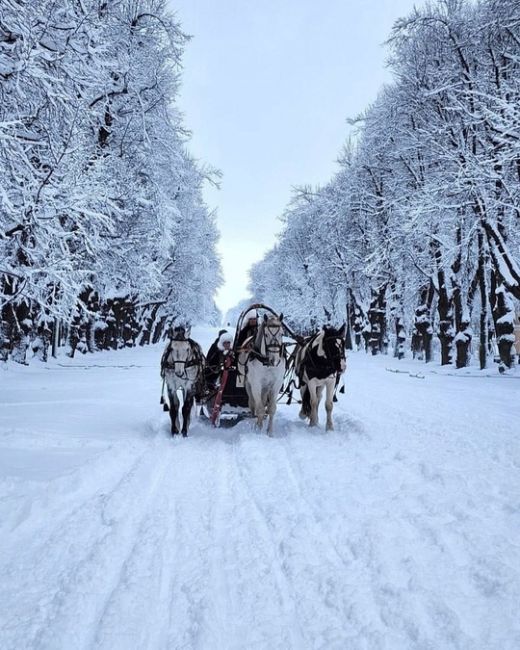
200,303,299,427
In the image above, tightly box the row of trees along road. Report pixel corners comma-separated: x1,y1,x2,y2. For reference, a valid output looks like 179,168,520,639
0,0,221,364
249,0,520,371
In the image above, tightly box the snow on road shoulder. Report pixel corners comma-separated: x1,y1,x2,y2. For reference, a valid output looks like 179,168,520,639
1,334,520,649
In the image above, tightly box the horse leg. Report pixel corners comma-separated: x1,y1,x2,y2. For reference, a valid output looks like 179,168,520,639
266,391,277,437
308,382,319,427
255,393,265,430
168,390,180,436
325,378,335,431
246,369,264,430
181,394,194,437
249,383,264,430
315,384,325,426
299,385,310,420
245,381,255,413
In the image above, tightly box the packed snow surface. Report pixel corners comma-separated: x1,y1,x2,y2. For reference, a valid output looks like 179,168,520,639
1,326,520,650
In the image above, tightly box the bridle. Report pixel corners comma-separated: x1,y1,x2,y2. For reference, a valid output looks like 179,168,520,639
161,338,203,380
321,335,346,373
252,320,284,367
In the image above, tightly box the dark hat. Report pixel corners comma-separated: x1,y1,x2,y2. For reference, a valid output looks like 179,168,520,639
218,329,227,336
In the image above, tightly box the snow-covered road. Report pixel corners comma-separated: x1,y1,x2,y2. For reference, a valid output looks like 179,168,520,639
1,328,519,650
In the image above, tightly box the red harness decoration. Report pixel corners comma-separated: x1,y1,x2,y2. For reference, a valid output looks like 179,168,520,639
210,352,234,426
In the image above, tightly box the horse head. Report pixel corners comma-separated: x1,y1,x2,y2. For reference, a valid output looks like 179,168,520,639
320,324,347,373
255,313,284,366
162,329,203,382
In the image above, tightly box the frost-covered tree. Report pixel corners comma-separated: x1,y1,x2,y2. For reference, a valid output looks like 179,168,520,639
0,0,221,362
249,0,520,371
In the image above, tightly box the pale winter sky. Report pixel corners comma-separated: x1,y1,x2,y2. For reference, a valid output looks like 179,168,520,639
170,0,420,315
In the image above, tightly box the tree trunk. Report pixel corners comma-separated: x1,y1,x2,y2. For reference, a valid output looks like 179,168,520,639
367,284,387,355
413,282,435,363
477,229,489,370
451,227,472,368
389,282,406,360
433,239,454,366
348,289,365,350
395,316,406,360
344,302,353,351
51,318,59,358
492,280,515,370
152,316,167,344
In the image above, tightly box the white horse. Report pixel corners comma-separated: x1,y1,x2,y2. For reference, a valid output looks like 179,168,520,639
160,327,205,437
294,325,346,431
245,313,286,436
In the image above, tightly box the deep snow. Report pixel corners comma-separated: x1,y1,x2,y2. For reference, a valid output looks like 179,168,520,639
1,326,519,650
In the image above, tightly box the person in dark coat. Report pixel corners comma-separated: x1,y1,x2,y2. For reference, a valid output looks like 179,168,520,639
236,309,258,350
205,330,233,391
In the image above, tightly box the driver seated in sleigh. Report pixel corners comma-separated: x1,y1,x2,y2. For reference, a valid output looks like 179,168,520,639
236,308,258,351
204,329,234,394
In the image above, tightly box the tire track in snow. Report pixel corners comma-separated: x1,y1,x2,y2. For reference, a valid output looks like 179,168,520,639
292,398,481,648
228,433,306,650
0,431,173,650
159,434,232,650
206,440,231,650
70,429,226,650
280,434,354,570
35,434,174,650
232,430,366,649
1,440,148,555
0,445,150,649
90,443,180,650
1,415,166,554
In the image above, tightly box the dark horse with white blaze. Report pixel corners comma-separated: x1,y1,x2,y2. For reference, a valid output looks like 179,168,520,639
245,313,286,436
295,325,346,431
160,326,205,436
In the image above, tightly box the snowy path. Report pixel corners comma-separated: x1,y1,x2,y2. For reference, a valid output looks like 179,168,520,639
1,329,520,650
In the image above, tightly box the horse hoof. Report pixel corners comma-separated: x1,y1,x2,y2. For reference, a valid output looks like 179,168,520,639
182,432,187,438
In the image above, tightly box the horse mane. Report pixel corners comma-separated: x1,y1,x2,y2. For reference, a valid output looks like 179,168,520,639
322,325,343,339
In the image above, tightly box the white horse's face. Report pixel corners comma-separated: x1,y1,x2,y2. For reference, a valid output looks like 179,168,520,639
169,340,191,362
163,340,200,391
258,316,284,366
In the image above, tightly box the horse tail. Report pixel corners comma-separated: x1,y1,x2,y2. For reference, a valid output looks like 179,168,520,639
301,384,311,417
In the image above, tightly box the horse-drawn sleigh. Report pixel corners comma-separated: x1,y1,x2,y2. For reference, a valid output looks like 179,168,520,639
160,304,346,437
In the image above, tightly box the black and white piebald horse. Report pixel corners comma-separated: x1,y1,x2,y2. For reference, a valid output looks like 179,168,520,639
160,326,205,437
245,313,286,436
295,325,346,431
